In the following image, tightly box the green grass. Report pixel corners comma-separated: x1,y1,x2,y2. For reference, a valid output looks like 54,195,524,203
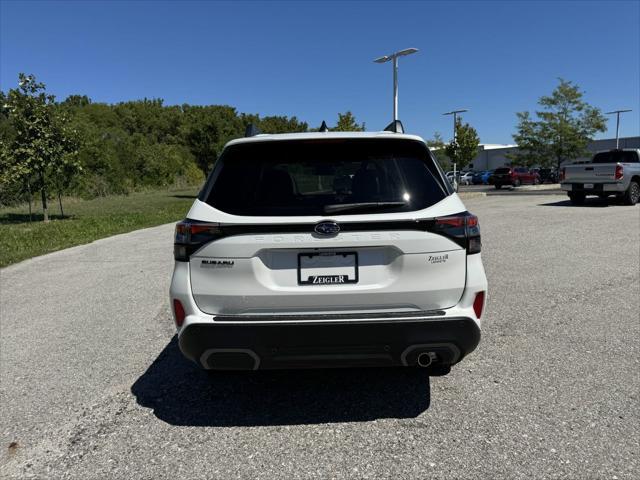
0,188,199,268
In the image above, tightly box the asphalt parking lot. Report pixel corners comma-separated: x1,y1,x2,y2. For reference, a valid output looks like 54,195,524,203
1,195,638,479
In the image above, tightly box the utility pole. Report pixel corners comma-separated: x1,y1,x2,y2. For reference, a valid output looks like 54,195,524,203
443,109,468,190
374,48,419,121
605,109,632,149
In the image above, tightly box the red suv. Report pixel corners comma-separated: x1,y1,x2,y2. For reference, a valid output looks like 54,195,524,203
489,167,540,189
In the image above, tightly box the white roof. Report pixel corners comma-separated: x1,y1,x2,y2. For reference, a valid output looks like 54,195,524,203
225,131,426,148
479,143,518,150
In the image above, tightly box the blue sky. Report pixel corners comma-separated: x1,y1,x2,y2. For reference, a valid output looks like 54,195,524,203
1,0,638,144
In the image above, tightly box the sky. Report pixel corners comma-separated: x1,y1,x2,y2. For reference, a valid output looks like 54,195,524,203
1,0,639,144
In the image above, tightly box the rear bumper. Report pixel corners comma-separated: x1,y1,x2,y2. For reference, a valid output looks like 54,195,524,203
561,182,625,193
178,314,481,370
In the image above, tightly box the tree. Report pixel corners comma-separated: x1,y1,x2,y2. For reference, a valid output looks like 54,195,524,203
508,112,546,167
0,139,34,218
3,74,82,221
62,94,91,108
50,114,82,217
331,111,365,131
252,114,308,134
0,91,24,208
444,119,480,171
181,105,243,175
511,78,607,169
426,132,451,171
0,91,13,140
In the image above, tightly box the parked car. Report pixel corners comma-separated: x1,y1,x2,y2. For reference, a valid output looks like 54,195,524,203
481,170,494,184
561,149,640,205
171,129,488,376
445,171,461,187
459,171,475,185
538,168,558,184
472,170,492,185
489,167,540,189
471,171,484,185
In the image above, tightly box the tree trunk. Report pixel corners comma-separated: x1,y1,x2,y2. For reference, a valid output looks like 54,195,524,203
40,172,49,223
58,190,64,218
26,179,33,223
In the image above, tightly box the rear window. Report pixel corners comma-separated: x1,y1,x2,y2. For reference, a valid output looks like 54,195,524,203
494,167,511,174
201,139,449,216
592,151,639,163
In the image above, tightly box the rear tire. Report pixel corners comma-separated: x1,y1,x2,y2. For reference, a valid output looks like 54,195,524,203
568,192,585,205
495,184,502,190
622,181,639,205
513,179,521,187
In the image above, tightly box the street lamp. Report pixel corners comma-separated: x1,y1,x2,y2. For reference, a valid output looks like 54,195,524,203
373,48,419,122
605,109,632,149
443,109,468,190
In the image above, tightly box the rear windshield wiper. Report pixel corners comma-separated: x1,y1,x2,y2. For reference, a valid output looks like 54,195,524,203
323,201,407,214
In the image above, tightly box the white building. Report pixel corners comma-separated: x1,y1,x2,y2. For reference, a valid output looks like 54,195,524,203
466,136,640,171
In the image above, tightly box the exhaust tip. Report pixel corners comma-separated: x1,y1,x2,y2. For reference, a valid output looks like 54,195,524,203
200,349,260,370
417,352,434,368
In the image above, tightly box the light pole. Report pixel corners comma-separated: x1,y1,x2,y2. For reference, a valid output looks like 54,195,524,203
443,109,468,190
373,48,418,121
605,109,632,149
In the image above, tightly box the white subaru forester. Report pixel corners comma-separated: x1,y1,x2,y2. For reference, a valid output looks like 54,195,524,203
170,127,487,376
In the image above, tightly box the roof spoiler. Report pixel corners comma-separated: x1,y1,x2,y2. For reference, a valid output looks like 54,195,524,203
245,123,260,137
384,120,404,133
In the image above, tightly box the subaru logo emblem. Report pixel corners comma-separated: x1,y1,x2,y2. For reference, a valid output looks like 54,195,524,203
314,221,340,236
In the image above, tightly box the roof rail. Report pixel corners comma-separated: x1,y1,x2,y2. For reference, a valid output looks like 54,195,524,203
319,121,329,132
245,123,260,137
384,120,404,133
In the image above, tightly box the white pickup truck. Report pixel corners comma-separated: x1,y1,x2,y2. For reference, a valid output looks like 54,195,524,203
560,149,640,205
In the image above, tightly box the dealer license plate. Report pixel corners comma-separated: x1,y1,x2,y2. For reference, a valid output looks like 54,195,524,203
298,252,358,285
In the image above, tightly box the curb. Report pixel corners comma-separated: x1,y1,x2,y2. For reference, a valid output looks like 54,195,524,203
517,184,562,191
458,190,565,198
458,192,487,199
486,190,565,196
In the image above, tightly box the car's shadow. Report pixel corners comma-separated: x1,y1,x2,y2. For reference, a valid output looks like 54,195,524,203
540,197,626,207
131,337,431,427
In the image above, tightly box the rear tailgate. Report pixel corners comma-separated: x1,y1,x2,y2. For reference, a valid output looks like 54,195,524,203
564,164,616,183
189,229,466,315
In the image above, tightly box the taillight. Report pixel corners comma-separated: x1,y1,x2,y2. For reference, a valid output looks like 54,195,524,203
433,213,481,254
174,220,222,261
615,164,623,180
173,299,186,327
473,291,485,319
559,168,565,182
434,216,465,228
